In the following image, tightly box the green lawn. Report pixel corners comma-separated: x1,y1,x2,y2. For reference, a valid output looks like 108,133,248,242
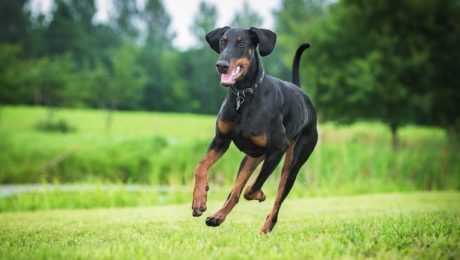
0,105,216,139
1,192,459,259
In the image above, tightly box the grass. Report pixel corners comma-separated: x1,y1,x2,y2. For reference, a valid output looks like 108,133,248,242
0,185,198,212
1,106,459,193
0,182,414,213
0,192,459,259
0,105,215,139
1,106,458,259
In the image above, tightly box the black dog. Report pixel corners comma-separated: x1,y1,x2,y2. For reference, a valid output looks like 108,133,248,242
192,27,318,234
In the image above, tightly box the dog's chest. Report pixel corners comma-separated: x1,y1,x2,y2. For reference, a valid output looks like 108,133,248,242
229,116,267,157
231,133,265,157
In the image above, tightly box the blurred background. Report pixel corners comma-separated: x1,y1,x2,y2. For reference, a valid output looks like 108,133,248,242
0,0,459,212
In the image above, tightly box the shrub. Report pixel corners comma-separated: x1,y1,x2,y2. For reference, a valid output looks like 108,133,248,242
35,118,76,133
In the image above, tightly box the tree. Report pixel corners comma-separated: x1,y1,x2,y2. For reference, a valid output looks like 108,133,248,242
289,0,460,147
0,44,33,104
231,1,263,28
0,0,29,45
136,0,179,111
111,0,140,41
45,0,99,66
109,44,146,110
180,1,224,114
273,0,326,92
142,0,174,49
423,0,460,143
190,1,218,48
104,44,147,132
29,54,78,107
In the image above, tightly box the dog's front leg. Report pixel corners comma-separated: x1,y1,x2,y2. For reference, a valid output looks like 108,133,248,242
192,135,230,217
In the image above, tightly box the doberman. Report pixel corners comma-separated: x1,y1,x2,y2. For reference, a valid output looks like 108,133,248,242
192,26,318,234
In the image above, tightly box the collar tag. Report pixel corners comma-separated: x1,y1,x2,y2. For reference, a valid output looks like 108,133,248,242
230,69,264,111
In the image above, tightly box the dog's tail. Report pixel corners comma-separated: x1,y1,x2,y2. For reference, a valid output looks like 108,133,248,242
292,43,310,87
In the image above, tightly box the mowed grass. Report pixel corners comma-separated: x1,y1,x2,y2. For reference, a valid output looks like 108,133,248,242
0,105,215,139
0,192,459,259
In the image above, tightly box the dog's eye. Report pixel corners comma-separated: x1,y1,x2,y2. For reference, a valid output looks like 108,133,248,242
220,39,227,45
238,41,245,47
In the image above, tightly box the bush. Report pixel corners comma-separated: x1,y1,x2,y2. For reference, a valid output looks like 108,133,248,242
35,118,76,133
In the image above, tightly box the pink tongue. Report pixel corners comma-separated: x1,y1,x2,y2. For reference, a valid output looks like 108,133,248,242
221,67,239,84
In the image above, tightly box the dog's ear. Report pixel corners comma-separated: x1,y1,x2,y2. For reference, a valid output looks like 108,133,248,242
205,26,230,53
249,27,277,56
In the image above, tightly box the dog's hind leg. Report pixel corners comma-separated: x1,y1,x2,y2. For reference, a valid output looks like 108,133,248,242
205,155,264,227
244,179,267,202
243,145,288,202
260,127,318,234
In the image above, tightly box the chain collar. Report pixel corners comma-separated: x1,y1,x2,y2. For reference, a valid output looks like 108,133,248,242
229,69,265,111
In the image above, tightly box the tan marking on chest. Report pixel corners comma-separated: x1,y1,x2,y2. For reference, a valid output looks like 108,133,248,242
217,120,234,135
250,134,268,148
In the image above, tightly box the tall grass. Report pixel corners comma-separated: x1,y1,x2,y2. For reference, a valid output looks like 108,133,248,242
0,106,459,194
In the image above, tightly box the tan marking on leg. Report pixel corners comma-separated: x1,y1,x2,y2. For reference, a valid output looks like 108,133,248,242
250,134,268,148
217,120,234,135
193,149,226,216
244,183,266,202
244,155,267,201
261,140,296,234
209,156,264,222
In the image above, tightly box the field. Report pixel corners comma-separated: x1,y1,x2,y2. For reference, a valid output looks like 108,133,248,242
1,106,460,259
1,106,459,195
1,192,459,259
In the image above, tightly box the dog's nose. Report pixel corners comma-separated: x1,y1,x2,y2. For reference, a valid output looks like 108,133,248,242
216,60,229,74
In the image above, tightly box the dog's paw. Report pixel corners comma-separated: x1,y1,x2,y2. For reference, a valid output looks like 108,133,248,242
260,213,278,234
192,199,207,217
244,189,266,202
192,186,208,217
260,218,276,234
205,216,224,227
192,206,207,217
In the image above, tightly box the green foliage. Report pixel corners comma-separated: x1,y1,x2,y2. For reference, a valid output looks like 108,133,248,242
30,54,82,107
0,44,33,104
0,193,458,259
45,0,97,64
274,0,460,143
0,0,29,45
35,118,76,133
190,1,218,47
310,0,433,131
274,0,326,82
231,1,263,28
178,3,226,114
109,44,146,110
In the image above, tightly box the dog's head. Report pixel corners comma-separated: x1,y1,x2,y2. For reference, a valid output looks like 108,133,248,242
206,27,277,86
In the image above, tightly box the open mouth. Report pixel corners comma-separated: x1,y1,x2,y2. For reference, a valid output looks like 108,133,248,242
220,66,243,86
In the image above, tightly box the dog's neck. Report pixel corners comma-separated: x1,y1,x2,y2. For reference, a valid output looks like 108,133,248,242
226,52,264,111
